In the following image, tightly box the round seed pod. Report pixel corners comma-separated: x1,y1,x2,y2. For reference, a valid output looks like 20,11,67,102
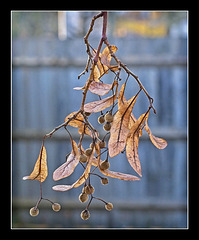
105,112,114,123
85,184,95,195
52,203,61,212
103,122,111,131
105,202,113,211
98,115,105,124
85,148,93,156
29,207,39,217
79,153,87,163
100,160,110,170
101,177,109,185
99,140,106,149
80,209,90,220
79,193,89,203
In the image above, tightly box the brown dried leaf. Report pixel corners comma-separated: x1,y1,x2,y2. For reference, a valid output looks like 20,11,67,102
101,45,118,67
64,111,91,136
53,140,79,181
88,81,114,96
108,84,138,157
126,112,149,177
78,124,92,136
52,148,94,191
100,169,140,181
95,142,140,181
23,145,47,182
84,82,118,113
65,111,84,128
93,46,118,77
93,64,101,82
145,118,167,149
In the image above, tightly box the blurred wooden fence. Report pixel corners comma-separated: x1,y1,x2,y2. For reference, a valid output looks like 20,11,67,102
12,36,187,228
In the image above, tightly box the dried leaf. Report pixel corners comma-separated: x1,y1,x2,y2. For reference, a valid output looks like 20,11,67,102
88,81,113,96
108,84,138,157
126,112,149,177
84,82,118,113
52,148,94,191
99,169,140,181
93,64,100,82
95,142,140,181
64,111,91,136
101,46,117,67
145,118,167,149
65,111,84,128
23,145,47,182
93,46,118,77
53,140,79,181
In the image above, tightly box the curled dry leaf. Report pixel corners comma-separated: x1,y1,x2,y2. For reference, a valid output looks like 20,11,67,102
108,83,138,158
23,145,47,182
53,139,79,181
95,142,140,181
100,45,119,72
65,111,84,128
93,46,118,78
126,112,149,177
145,118,167,149
88,81,116,96
64,111,91,136
52,147,94,191
84,82,118,113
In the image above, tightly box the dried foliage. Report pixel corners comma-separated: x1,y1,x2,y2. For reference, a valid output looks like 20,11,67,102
23,11,167,220
23,145,47,182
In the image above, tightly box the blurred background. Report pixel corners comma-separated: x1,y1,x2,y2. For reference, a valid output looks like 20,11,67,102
12,11,188,228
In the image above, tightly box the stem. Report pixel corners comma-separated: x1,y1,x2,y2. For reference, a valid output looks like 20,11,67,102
94,12,107,64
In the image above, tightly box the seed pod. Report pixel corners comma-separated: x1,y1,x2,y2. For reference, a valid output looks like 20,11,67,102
79,193,89,203
85,184,95,195
101,177,109,185
105,112,114,123
85,148,93,156
98,115,105,124
52,203,61,212
100,160,110,170
105,202,113,211
80,209,90,220
103,122,111,131
29,207,39,217
99,140,106,149
79,153,87,163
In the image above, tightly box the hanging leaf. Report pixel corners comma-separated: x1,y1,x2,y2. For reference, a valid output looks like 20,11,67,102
88,81,114,96
108,84,138,157
52,148,94,191
145,118,167,149
84,82,118,113
93,46,118,78
23,145,47,182
93,64,101,82
126,112,149,177
53,139,79,181
101,46,117,66
65,111,84,127
64,111,91,136
94,142,140,181
101,45,119,72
